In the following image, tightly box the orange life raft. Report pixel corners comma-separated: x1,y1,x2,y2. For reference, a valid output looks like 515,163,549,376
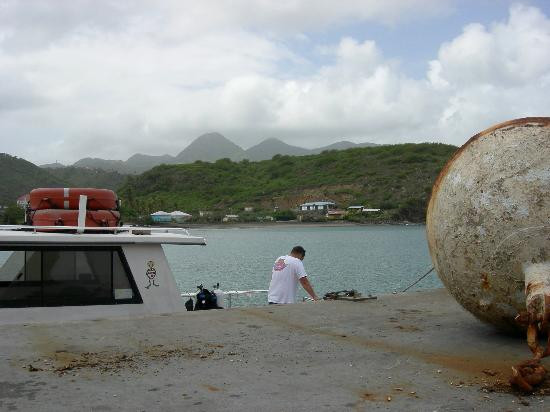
30,209,120,227
29,188,118,211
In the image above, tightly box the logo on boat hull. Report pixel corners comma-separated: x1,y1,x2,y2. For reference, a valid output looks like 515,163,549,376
145,260,159,289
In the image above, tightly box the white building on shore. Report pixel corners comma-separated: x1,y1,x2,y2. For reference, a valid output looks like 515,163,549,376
299,201,336,212
151,211,192,223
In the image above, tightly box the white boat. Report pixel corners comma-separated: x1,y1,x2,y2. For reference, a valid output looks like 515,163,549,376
0,224,206,324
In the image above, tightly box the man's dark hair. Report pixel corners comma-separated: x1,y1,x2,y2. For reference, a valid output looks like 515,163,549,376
291,245,306,257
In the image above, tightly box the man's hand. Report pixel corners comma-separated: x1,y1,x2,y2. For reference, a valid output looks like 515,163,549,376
299,277,319,302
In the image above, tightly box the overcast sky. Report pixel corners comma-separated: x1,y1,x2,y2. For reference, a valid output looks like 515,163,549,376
1,0,549,164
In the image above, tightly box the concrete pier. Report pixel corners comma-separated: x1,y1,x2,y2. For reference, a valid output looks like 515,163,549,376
0,289,545,411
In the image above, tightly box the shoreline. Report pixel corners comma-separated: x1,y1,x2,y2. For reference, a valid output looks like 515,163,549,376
170,221,425,230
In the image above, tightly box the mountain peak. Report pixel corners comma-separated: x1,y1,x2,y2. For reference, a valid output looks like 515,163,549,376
245,138,310,161
196,132,226,140
176,132,246,162
260,137,284,143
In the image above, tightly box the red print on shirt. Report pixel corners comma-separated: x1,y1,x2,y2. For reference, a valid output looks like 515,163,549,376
273,258,287,271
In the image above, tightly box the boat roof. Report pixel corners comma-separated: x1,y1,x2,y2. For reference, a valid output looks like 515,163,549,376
0,225,206,246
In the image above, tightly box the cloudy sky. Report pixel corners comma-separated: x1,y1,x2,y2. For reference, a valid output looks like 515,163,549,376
1,0,549,164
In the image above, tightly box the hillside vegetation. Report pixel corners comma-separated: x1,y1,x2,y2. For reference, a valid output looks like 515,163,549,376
119,143,457,222
0,153,64,204
0,153,126,205
46,166,126,191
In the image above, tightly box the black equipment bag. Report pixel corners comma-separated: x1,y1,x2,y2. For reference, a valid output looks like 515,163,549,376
194,287,220,310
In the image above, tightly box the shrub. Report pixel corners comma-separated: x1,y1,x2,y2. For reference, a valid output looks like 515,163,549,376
273,209,297,221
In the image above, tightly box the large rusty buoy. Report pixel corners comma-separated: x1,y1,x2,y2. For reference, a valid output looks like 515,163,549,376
426,117,550,332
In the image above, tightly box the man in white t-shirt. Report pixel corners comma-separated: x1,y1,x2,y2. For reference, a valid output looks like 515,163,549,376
268,245,319,304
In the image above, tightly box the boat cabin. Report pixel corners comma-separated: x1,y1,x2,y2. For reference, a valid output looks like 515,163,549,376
0,225,205,324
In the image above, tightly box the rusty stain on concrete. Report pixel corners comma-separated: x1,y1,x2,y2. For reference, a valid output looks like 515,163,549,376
241,306,513,377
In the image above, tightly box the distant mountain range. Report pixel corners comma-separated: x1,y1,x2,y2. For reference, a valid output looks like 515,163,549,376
43,133,377,174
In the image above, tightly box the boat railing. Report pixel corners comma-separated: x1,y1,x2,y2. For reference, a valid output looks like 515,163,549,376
181,289,268,309
0,225,191,236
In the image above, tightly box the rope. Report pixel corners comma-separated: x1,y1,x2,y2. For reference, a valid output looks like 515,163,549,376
401,266,435,293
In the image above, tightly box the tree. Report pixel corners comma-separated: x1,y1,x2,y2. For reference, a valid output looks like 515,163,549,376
393,197,427,222
273,209,296,221
2,203,25,224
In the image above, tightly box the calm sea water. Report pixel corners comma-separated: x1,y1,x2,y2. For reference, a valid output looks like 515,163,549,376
164,225,442,307
0,225,441,307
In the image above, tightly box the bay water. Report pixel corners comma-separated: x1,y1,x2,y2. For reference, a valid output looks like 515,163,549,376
165,224,442,307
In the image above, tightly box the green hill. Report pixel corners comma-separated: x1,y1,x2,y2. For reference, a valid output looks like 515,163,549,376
119,143,457,222
0,153,65,205
46,166,126,191
0,153,127,206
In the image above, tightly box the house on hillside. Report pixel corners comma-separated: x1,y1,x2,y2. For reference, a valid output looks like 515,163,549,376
150,211,172,223
222,214,239,222
363,208,381,213
299,201,336,212
151,210,192,223
170,211,192,222
347,205,363,213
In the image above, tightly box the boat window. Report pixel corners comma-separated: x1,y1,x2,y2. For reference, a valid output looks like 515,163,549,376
0,251,13,274
25,251,41,281
0,248,141,307
43,250,112,306
0,251,41,307
113,251,134,300
0,251,24,282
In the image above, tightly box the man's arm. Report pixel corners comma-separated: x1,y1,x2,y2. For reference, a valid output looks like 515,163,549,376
299,276,319,301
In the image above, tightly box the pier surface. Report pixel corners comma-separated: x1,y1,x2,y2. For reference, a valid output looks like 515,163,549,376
0,289,545,411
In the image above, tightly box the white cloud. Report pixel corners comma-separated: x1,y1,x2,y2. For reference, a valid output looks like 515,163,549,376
428,4,550,141
0,2,549,164
430,5,550,88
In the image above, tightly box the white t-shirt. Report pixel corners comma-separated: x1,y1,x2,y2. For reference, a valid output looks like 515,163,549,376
268,255,307,304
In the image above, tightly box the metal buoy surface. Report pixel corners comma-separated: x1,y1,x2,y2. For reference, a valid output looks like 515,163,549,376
426,117,550,332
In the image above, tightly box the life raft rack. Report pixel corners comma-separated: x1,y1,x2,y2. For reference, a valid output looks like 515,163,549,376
26,188,121,229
